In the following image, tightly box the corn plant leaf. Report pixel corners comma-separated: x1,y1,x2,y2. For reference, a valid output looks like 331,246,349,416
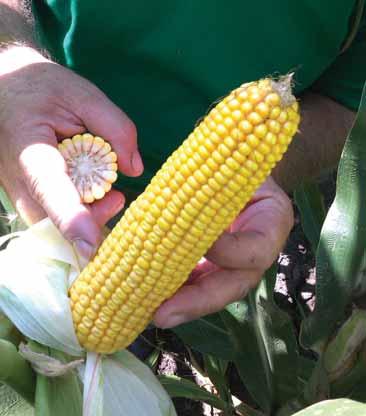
158,374,230,412
291,399,366,415
203,354,230,404
0,187,26,233
145,348,161,371
0,313,23,346
220,266,306,413
294,180,326,254
348,373,366,402
172,314,233,360
302,359,329,405
220,302,272,413
0,384,34,416
32,344,83,416
331,349,366,398
323,309,366,377
0,214,9,237
0,340,35,404
301,82,366,350
234,402,266,416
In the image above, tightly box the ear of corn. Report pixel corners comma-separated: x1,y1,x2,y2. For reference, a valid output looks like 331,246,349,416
69,75,300,354
58,134,118,203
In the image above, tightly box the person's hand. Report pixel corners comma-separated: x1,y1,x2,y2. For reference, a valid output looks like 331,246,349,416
0,46,143,258
154,176,294,328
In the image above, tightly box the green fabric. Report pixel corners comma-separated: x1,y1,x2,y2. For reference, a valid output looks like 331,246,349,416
313,4,366,110
32,0,364,196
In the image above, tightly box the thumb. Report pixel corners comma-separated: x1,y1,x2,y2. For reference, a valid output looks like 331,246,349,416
77,88,144,177
20,143,100,259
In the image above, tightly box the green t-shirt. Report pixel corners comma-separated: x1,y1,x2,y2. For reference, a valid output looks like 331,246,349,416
32,1,366,197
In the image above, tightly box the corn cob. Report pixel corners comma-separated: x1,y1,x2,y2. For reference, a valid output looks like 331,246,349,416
69,75,300,353
58,133,118,203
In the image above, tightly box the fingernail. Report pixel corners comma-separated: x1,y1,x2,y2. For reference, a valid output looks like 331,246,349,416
159,313,186,329
131,151,143,175
73,239,96,261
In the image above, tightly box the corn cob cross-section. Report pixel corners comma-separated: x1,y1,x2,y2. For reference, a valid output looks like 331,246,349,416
58,134,118,203
69,75,300,354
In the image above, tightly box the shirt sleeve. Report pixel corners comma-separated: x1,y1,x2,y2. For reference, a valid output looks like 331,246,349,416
312,7,366,111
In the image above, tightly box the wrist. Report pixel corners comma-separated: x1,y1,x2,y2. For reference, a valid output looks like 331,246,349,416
0,44,51,76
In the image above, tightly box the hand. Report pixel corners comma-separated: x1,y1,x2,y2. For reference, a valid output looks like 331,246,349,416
0,46,143,258
154,177,294,328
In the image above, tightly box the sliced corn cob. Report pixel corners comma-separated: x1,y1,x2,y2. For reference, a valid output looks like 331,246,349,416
69,75,300,353
58,133,118,203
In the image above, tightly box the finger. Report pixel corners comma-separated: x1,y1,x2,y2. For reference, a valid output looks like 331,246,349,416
206,229,276,270
79,90,143,177
88,189,125,227
45,105,87,139
20,143,101,259
206,196,293,270
1,177,48,225
154,268,260,328
188,258,218,282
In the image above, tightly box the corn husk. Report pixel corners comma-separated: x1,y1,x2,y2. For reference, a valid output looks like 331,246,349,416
0,218,177,416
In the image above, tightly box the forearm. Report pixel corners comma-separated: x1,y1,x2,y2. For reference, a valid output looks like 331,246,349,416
0,1,35,47
272,92,356,192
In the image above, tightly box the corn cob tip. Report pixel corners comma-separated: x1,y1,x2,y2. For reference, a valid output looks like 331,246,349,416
58,134,118,204
271,73,296,107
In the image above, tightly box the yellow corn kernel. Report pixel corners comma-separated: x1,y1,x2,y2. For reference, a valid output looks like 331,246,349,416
58,133,119,204
70,74,300,354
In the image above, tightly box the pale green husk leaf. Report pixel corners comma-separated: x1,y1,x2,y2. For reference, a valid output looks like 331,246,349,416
0,219,82,356
104,351,177,416
82,353,104,416
0,218,177,415
79,351,177,416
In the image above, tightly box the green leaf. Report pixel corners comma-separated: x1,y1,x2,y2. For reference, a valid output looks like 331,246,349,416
0,340,35,404
220,303,272,413
32,344,82,416
0,187,26,233
294,180,326,254
203,354,230,404
291,399,366,415
0,314,23,346
323,309,366,377
331,348,366,398
172,313,233,360
348,369,366,402
220,266,306,413
145,347,161,371
0,384,34,416
301,82,366,350
302,359,329,405
234,402,266,416
0,215,9,237
158,374,230,412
